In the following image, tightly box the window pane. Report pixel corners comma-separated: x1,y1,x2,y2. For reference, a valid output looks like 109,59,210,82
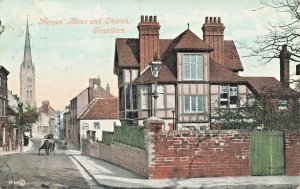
197,55,203,80
230,86,238,96
157,93,164,108
184,63,190,79
220,93,228,99
141,86,148,109
198,96,204,112
230,96,238,105
191,62,196,79
278,100,288,110
220,85,228,93
184,96,190,112
191,54,196,63
184,54,190,63
191,96,197,112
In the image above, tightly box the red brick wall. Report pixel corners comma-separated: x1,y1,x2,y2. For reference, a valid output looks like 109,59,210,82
285,130,300,176
148,130,250,179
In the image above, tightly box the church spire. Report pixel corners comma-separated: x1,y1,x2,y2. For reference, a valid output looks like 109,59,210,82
23,16,32,66
20,17,36,107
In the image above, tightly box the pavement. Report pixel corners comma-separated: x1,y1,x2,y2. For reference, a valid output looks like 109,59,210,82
67,150,300,189
0,139,33,156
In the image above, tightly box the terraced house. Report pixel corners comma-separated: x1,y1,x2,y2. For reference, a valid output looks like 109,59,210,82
114,15,300,129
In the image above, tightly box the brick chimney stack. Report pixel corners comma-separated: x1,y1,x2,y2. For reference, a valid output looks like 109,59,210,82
138,15,160,72
202,16,225,65
279,44,291,87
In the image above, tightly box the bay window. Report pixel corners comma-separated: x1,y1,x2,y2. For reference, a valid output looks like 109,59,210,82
183,54,204,80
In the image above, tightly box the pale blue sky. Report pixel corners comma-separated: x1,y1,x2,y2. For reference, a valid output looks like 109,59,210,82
0,0,296,110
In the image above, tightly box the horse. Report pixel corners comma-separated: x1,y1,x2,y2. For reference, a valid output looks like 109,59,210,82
39,139,51,155
48,140,55,155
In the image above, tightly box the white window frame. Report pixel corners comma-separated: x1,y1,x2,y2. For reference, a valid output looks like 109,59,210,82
183,54,204,80
184,95,204,113
94,122,100,129
219,85,238,108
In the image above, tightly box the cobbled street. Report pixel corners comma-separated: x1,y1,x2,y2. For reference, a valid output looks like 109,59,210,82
0,140,90,189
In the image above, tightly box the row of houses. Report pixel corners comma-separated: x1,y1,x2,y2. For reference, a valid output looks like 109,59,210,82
59,78,120,150
0,66,22,151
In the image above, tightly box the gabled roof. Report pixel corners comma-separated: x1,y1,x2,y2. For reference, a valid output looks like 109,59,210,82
243,77,300,97
224,41,243,71
114,38,140,69
174,29,213,51
79,97,119,120
114,29,243,74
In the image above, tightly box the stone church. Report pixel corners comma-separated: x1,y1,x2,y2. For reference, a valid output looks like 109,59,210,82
20,18,36,107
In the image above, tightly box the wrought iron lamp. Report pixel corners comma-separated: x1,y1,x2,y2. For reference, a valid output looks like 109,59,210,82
150,55,162,117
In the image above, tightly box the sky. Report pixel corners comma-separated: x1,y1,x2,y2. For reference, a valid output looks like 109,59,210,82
0,0,298,111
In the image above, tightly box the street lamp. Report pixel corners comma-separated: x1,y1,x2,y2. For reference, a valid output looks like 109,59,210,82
150,56,162,117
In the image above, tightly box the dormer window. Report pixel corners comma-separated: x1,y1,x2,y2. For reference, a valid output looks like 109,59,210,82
183,54,204,80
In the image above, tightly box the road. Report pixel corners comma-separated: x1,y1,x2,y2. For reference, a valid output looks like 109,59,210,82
0,139,91,189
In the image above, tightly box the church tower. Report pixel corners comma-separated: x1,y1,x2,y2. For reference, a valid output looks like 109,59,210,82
20,18,36,107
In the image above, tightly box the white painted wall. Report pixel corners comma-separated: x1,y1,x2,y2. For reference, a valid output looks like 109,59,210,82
80,119,121,141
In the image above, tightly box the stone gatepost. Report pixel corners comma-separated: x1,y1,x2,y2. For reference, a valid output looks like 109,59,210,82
143,116,164,178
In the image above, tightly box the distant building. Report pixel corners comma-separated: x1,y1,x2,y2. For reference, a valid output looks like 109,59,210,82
32,101,56,139
20,18,36,107
66,77,115,150
0,65,9,149
78,97,120,142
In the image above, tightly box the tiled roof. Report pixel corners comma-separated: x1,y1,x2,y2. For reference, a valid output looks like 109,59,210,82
114,29,243,76
224,40,243,71
133,64,177,84
174,29,213,51
79,97,119,120
209,59,248,84
243,77,300,97
114,38,140,69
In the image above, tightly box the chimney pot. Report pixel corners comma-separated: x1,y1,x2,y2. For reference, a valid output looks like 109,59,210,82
205,17,208,23
145,16,148,22
149,16,153,22
214,17,217,23
154,16,157,22
218,17,221,23
209,17,213,23
141,15,144,22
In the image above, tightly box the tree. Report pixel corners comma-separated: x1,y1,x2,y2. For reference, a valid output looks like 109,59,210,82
242,0,300,64
18,103,39,133
17,103,39,151
215,96,300,130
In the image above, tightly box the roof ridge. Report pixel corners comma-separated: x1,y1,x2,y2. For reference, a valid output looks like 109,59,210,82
78,97,100,119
